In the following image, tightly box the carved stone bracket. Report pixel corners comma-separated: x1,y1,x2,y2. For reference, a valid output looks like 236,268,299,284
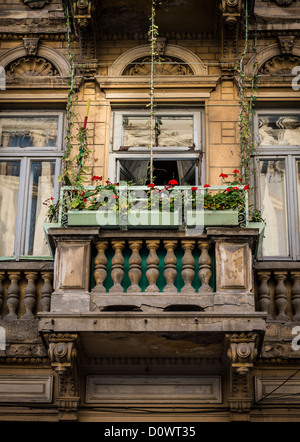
224,332,261,420
47,333,82,421
220,0,243,76
23,37,40,57
278,35,295,54
71,0,96,70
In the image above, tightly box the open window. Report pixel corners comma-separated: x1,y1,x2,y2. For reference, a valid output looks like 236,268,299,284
109,109,203,186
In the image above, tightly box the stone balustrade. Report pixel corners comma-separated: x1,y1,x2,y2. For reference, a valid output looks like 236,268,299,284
0,265,54,320
256,264,300,322
47,226,260,315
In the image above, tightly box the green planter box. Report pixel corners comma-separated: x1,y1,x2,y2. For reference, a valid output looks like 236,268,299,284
127,210,180,228
67,209,240,228
67,210,118,227
186,210,239,227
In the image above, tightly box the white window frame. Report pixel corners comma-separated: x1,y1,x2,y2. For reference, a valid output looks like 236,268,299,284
109,108,204,184
0,110,65,260
254,109,300,260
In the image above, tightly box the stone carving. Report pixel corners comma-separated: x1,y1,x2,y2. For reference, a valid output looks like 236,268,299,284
6,272,21,320
163,241,178,293
23,0,51,8
257,271,271,316
274,0,294,5
92,241,108,294
220,0,243,76
40,272,53,313
291,272,300,321
128,241,143,293
22,272,38,320
6,57,58,78
225,332,260,419
145,240,160,292
123,56,194,76
23,37,40,56
274,271,289,321
278,35,295,54
260,55,300,75
48,333,80,421
73,0,92,28
198,241,213,293
181,240,196,294
109,241,125,293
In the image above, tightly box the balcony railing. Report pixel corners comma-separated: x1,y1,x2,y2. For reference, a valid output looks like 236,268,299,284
256,263,300,322
0,263,53,320
56,185,250,229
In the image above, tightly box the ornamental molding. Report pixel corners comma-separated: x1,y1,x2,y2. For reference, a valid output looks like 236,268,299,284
0,44,70,76
109,44,207,77
123,56,194,76
22,0,51,8
6,57,59,79
245,42,300,76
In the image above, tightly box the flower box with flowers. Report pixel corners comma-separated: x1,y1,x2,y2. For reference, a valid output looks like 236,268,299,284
45,172,264,230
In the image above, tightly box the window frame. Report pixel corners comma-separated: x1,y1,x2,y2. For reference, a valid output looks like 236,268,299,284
254,109,300,261
0,110,65,260
109,108,204,185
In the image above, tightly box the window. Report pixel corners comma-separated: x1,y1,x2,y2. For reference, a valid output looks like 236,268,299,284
109,109,203,185
0,111,64,259
255,110,300,259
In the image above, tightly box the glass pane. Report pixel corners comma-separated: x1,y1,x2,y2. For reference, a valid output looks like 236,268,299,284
259,114,300,146
24,161,56,256
0,116,59,148
122,116,151,147
122,115,194,148
0,161,20,256
119,159,196,186
260,159,289,256
157,116,193,147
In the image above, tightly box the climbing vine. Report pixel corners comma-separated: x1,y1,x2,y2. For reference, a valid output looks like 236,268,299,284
236,0,258,184
147,0,162,184
59,0,91,188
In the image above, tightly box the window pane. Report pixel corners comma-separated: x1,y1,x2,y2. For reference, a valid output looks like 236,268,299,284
259,114,300,146
157,116,193,147
297,161,300,239
0,116,59,148
122,116,194,148
119,159,196,185
0,161,20,256
122,116,150,147
24,161,56,256
260,160,289,256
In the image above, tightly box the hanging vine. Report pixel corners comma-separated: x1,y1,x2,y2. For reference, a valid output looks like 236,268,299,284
236,0,258,184
147,0,162,184
59,0,91,188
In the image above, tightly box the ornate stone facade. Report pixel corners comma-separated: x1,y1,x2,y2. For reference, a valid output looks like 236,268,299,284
0,0,299,423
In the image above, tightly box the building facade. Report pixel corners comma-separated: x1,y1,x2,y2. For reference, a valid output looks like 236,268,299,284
0,0,300,422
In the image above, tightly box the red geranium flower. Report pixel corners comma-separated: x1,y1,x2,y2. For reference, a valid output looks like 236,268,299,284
191,186,198,191
92,175,102,181
226,188,232,192
168,179,178,186
203,184,211,188
219,173,228,179
148,183,155,188
232,187,239,190
244,185,250,190
233,169,240,174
